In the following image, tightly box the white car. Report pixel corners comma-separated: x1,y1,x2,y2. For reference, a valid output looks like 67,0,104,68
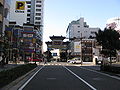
67,58,82,64
107,57,116,63
73,60,82,64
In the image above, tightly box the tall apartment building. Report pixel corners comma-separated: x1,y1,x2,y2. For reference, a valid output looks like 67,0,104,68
0,0,10,54
66,18,99,40
26,0,44,50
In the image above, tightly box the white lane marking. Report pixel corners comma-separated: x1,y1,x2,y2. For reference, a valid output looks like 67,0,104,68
18,65,45,90
46,78,56,80
80,67,120,80
63,66,97,90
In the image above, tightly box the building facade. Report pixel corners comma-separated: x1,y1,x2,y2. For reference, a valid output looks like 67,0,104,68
26,0,44,52
9,0,28,26
0,0,10,54
66,18,99,39
66,18,100,64
9,0,44,54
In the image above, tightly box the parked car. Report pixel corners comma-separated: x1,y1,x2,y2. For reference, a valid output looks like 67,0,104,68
107,57,116,63
67,58,82,64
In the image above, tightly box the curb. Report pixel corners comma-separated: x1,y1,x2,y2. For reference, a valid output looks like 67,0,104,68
1,66,40,90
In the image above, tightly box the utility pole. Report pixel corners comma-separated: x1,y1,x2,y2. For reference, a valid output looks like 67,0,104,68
80,33,83,65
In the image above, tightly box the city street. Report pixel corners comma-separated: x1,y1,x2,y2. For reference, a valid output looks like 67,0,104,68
18,63,120,90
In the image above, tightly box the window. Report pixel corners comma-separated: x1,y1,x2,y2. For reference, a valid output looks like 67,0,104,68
36,1,41,3
91,31,96,34
36,9,41,11
26,1,31,4
36,5,41,7
27,14,30,16
52,53,57,56
78,31,80,33
36,13,41,16
35,22,41,24
27,18,30,21
35,17,41,20
78,26,80,27
27,10,31,12
27,5,31,8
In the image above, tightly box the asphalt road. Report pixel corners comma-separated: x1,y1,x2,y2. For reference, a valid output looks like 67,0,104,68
19,65,120,90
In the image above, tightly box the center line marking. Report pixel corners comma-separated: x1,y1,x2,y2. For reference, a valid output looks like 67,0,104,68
63,66,97,90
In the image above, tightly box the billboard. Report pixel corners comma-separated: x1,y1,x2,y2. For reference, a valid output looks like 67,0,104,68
15,1,25,13
53,41,62,45
74,42,81,52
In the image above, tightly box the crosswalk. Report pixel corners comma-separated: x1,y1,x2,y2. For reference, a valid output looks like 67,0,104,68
45,63,69,66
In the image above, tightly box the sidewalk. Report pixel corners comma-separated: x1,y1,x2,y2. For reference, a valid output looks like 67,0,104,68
0,61,24,72
112,62,120,67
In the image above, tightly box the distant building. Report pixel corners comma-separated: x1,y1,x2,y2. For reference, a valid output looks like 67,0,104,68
66,17,100,64
66,18,99,40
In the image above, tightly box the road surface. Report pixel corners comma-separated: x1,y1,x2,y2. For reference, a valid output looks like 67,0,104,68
19,64,120,90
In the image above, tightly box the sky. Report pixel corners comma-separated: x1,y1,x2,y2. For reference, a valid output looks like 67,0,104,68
43,0,120,51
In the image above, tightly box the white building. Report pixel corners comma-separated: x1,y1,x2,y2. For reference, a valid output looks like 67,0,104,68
66,18,99,39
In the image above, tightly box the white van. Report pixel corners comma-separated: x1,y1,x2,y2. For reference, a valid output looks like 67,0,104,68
107,57,116,63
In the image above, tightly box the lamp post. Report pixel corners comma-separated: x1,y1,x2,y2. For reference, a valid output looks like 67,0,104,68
20,39,25,62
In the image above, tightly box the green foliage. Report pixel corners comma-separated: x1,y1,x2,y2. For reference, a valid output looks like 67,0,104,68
44,51,52,62
96,28,120,57
60,52,67,62
0,63,37,88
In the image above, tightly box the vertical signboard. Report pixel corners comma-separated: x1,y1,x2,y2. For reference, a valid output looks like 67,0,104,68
15,1,25,13
74,42,81,52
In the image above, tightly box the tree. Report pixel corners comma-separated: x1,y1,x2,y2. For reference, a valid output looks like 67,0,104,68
44,51,52,62
96,28,120,58
60,52,67,62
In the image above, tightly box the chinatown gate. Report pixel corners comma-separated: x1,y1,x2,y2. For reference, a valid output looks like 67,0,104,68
45,36,70,61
